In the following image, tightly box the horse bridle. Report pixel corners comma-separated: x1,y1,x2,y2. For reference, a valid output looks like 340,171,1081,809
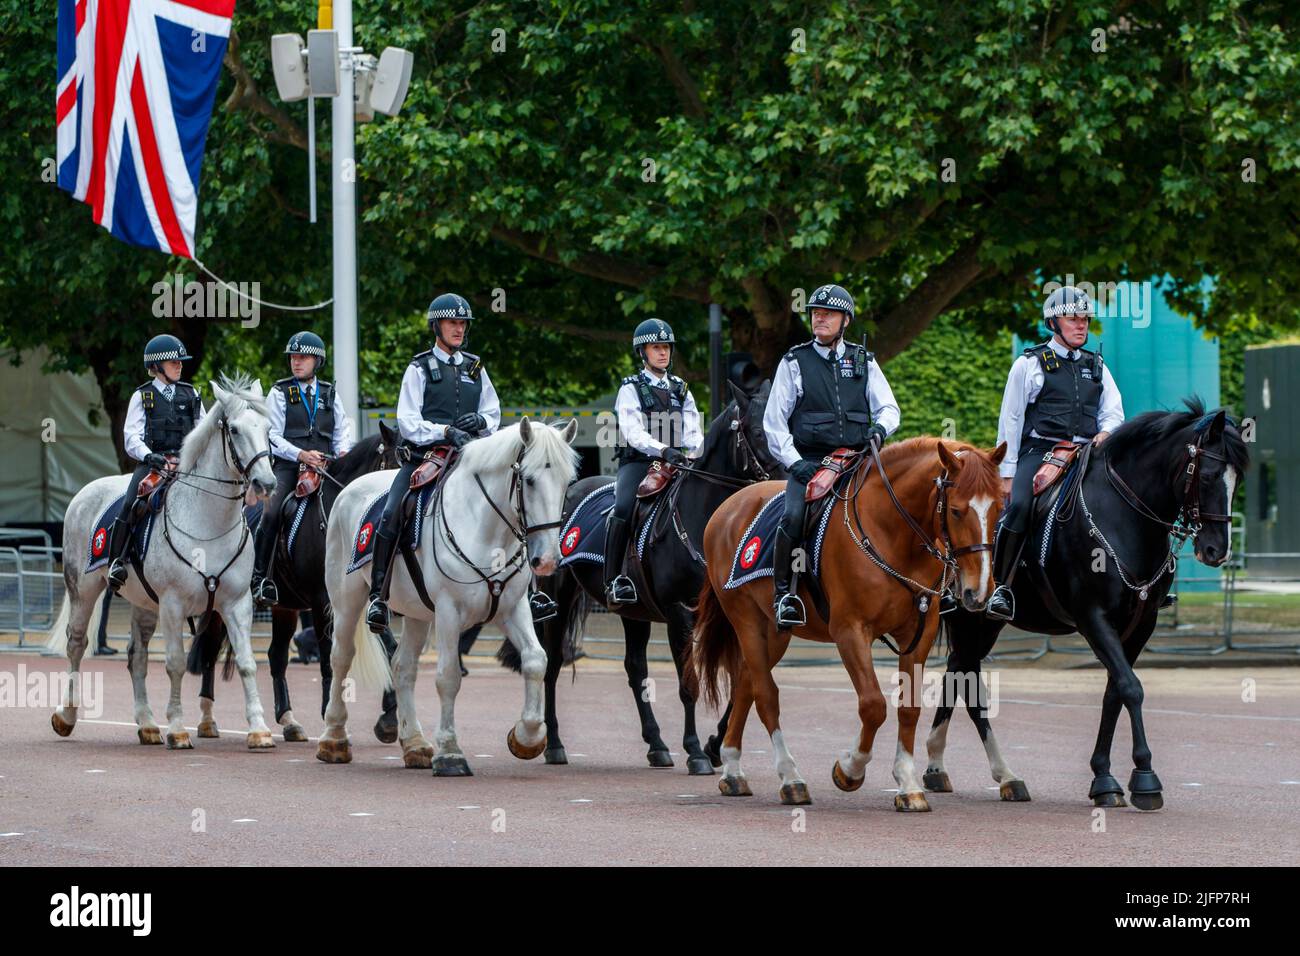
1106,428,1233,544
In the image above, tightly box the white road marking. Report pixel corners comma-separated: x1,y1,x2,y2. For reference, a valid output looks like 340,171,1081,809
233,819,257,823
348,812,374,817
570,799,592,804
456,806,480,810
85,769,106,774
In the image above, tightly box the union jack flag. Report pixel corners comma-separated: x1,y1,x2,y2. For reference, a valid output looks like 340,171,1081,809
56,0,237,259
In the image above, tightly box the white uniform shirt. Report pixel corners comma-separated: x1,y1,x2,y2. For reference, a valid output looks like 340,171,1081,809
396,345,501,446
266,376,355,462
614,368,704,459
123,378,207,463
996,338,1125,478
763,340,901,470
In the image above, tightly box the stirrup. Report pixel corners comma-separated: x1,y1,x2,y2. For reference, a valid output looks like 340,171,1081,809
107,558,129,592
939,590,958,615
1159,593,1177,609
985,585,1015,621
365,596,390,633
606,575,637,606
529,591,558,623
252,576,278,608
774,593,806,629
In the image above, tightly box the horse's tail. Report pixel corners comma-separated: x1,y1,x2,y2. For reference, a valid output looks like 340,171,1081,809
684,574,737,712
186,613,232,678
349,616,393,693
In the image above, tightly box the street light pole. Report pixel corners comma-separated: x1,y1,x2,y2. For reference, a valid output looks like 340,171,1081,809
330,0,359,428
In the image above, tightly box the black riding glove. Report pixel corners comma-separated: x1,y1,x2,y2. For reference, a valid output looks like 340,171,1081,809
445,426,473,449
144,452,168,471
791,459,819,484
660,447,688,467
866,424,888,449
454,412,487,435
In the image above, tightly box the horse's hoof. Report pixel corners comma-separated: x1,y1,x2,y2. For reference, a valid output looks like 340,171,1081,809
197,718,220,739
718,775,752,797
403,747,434,770
1089,774,1125,805
779,782,812,806
432,755,473,777
315,738,352,764
246,730,276,750
832,761,864,793
373,715,398,745
506,727,545,761
1093,792,1127,808
282,724,309,743
544,747,568,765
1000,779,1032,802
137,727,163,746
166,731,193,750
923,770,953,793
1130,791,1164,812
894,791,931,812
51,712,74,738
704,735,723,768
647,749,674,769
687,755,716,776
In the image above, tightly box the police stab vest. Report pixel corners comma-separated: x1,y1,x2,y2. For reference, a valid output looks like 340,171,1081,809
785,342,873,459
413,348,484,447
617,372,687,464
276,377,336,454
1021,342,1104,442
139,381,199,455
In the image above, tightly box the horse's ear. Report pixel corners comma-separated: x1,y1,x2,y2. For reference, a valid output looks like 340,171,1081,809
557,418,578,444
937,442,963,474
379,420,396,444
727,381,748,410
1207,409,1227,441
248,378,265,398
989,441,1008,466
519,415,533,444
210,380,227,405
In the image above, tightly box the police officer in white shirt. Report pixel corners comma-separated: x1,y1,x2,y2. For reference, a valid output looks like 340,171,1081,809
604,319,704,605
107,334,207,592
365,293,501,632
251,331,355,607
763,284,900,629
985,285,1125,620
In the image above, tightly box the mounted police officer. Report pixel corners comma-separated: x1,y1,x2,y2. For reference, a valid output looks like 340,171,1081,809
365,293,501,633
604,318,704,605
985,285,1125,620
251,331,355,607
762,284,900,629
106,334,207,593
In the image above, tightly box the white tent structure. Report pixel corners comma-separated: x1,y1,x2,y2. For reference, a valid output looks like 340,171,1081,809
0,348,119,522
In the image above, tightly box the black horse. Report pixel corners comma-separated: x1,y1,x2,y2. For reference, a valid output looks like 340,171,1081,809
926,398,1247,810
189,425,402,743
498,381,784,774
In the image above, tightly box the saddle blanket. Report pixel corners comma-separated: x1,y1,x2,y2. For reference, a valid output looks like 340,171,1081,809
346,485,435,573
557,483,660,568
85,495,155,573
723,492,835,590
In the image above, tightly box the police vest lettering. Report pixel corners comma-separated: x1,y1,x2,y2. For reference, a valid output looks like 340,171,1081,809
1022,342,1103,442
414,349,483,445
275,377,336,454
619,373,687,463
139,381,199,454
785,343,873,459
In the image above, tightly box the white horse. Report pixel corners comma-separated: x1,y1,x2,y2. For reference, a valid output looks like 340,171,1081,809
318,418,578,773
48,373,278,749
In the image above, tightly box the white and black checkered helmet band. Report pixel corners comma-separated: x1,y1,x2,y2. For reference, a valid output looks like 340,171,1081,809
1043,285,1095,319
427,294,474,322
633,329,675,346
143,335,192,364
286,341,326,358
808,284,854,317
144,349,185,362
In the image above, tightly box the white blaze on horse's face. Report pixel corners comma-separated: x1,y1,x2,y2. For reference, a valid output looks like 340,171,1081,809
960,495,996,607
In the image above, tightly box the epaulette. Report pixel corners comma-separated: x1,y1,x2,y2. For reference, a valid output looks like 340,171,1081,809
621,375,640,387
783,341,815,363
411,349,433,367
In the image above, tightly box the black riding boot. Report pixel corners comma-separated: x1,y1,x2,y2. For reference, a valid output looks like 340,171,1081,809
366,531,396,633
603,516,637,605
105,515,132,593
986,526,1024,621
251,523,279,608
772,527,806,629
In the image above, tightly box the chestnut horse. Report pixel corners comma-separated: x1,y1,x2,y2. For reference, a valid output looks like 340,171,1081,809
688,438,1006,810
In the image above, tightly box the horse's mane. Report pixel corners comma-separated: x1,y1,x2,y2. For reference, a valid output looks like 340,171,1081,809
459,420,579,479
882,436,1003,499
329,431,384,483
1104,396,1250,473
179,372,268,473
697,400,738,462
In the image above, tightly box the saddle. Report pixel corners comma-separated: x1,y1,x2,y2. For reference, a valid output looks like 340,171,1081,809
411,444,454,490
1032,440,1082,497
294,463,323,498
636,460,677,498
805,448,864,502
136,455,179,499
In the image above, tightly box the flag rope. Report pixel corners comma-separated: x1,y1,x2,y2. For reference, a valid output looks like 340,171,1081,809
191,257,333,312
